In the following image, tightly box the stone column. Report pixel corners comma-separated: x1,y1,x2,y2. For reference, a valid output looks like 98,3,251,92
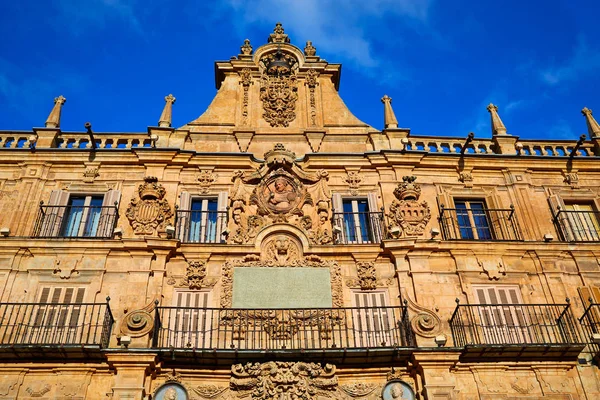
412,352,460,400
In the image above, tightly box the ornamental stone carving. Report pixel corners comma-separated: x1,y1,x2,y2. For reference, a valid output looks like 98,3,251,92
230,362,338,400
262,235,301,264
230,144,330,244
340,383,379,398
356,261,377,290
120,300,156,338
197,169,216,194
387,176,431,238
126,176,173,235
181,260,207,289
344,171,362,196
259,48,298,127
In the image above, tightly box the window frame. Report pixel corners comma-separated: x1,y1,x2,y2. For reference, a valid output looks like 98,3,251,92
332,193,381,244
452,198,494,240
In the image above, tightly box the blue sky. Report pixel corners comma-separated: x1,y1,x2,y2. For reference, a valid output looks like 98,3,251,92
1,0,599,140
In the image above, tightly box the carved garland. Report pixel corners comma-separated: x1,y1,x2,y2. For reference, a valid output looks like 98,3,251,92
305,69,319,126
239,68,253,126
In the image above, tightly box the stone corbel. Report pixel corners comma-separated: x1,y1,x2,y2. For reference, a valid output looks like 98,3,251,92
403,294,443,339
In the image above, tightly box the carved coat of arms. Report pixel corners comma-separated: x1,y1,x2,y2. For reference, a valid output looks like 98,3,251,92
259,49,298,127
126,176,173,235
387,176,431,238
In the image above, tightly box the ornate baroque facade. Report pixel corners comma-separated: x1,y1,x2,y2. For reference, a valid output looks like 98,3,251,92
1,24,600,399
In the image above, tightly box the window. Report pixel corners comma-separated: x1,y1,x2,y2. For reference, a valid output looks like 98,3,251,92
32,287,86,343
454,199,492,240
170,290,211,348
61,195,104,237
472,285,528,344
332,193,382,244
563,202,600,241
352,291,393,347
178,192,228,243
37,189,121,238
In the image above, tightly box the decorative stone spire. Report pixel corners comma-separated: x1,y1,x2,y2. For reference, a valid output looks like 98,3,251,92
158,94,176,128
582,107,600,138
268,22,290,44
45,95,66,128
240,39,253,55
381,95,398,129
487,103,507,135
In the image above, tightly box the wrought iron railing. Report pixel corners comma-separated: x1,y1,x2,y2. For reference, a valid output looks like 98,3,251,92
439,205,523,241
32,204,119,239
450,300,582,347
332,212,384,244
152,306,414,350
579,303,600,346
553,208,600,242
175,209,228,243
0,298,113,348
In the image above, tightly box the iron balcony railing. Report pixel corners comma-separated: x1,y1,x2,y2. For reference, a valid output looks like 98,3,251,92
32,203,119,239
0,298,113,348
152,306,414,351
553,208,600,242
450,300,582,348
439,205,523,241
579,302,600,347
175,209,228,244
332,211,384,244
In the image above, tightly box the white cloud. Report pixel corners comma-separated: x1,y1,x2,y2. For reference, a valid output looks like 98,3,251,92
224,0,433,70
548,119,575,139
540,35,600,86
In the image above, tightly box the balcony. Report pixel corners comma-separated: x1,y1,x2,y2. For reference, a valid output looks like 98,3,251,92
554,208,600,242
439,205,523,241
152,306,415,365
450,301,584,361
32,204,119,239
579,303,600,356
332,211,384,245
0,300,113,360
175,209,228,244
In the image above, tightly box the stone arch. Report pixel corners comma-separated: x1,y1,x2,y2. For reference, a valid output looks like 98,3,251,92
254,223,310,253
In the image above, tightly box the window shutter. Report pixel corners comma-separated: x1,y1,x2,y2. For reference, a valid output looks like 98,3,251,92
548,194,571,241
367,192,379,213
217,191,229,243
41,190,70,237
97,190,121,238
331,193,343,242
178,192,192,241
172,291,211,348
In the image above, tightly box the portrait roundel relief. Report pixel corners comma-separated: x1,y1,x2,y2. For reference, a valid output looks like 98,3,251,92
382,381,415,400
154,383,188,400
250,169,311,220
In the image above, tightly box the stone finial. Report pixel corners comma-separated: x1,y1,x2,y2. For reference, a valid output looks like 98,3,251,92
381,95,398,129
45,95,66,128
240,39,253,55
158,94,176,128
582,107,600,138
304,41,316,56
487,103,507,135
268,22,290,44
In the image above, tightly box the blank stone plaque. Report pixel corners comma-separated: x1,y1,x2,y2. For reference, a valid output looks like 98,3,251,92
232,267,333,308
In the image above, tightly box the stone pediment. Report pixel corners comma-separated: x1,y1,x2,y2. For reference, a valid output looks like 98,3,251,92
181,23,373,136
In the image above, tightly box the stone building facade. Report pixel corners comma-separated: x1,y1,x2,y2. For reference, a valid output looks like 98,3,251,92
1,23,600,399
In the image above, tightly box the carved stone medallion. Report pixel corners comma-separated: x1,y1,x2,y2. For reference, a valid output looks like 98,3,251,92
230,362,337,400
250,169,312,222
387,176,431,238
126,176,173,235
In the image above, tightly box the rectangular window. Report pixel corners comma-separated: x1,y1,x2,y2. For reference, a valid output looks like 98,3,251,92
563,202,600,241
455,199,492,240
31,287,86,344
170,291,211,348
352,291,393,347
472,285,529,344
61,195,104,237
188,198,219,243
